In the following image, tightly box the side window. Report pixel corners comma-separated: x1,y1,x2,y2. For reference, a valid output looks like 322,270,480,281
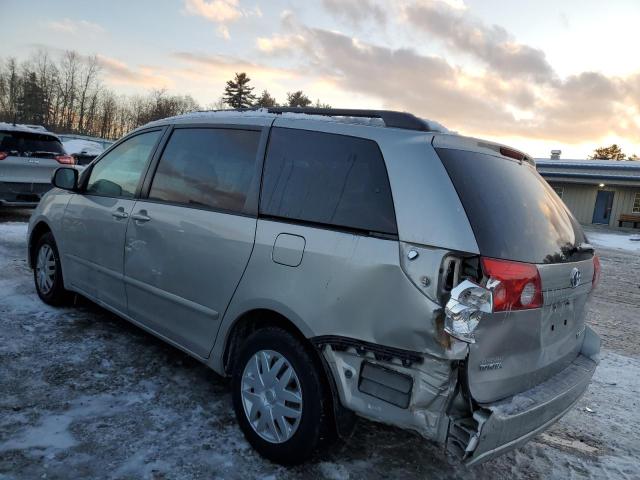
261,128,397,235
87,130,161,198
148,128,261,214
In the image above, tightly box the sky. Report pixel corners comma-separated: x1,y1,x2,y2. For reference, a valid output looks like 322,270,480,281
1,0,639,159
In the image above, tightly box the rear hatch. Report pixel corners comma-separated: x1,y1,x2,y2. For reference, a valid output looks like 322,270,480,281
0,129,71,184
435,140,595,403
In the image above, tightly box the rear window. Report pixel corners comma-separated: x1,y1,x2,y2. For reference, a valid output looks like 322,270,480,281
261,128,397,235
437,148,586,264
0,131,64,155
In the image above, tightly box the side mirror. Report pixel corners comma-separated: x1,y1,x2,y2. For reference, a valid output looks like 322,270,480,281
52,167,78,191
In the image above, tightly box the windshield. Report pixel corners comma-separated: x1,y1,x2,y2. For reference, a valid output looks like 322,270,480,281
0,131,64,156
437,148,587,264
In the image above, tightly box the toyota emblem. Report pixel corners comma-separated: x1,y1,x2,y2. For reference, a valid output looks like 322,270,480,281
570,267,581,288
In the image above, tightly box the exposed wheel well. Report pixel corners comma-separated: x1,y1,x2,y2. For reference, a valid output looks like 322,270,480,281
29,222,52,268
223,309,309,376
223,308,356,439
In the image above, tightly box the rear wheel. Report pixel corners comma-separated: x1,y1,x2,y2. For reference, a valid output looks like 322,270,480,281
231,327,332,464
34,232,69,306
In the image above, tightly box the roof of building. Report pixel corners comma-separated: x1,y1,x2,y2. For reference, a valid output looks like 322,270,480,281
535,158,640,186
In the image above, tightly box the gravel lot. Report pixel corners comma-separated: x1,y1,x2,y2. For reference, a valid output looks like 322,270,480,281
1,209,639,480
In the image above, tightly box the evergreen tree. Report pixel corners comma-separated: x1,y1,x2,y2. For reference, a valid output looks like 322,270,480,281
589,144,626,160
223,72,256,109
254,90,278,108
286,90,312,108
17,71,45,125
314,99,331,108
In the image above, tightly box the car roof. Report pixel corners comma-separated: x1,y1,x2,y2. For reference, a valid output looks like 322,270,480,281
139,108,450,134
0,122,59,139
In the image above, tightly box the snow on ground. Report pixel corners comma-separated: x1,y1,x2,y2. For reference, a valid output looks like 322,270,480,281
62,139,105,156
1,214,639,479
587,230,640,253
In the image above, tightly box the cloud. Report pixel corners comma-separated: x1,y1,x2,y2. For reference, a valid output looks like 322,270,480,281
96,55,172,89
402,0,554,82
321,0,387,26
256,33,308,55
171,51,301,83
183,0,261,38
45,18,105,36
183,0,242,23
255,16,640,144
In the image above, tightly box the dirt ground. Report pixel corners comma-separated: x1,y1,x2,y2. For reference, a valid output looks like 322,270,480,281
1,209,639,480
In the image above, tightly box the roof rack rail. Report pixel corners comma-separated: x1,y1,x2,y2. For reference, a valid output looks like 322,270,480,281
262,107,432,132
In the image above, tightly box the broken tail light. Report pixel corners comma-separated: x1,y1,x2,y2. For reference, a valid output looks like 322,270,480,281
481,257,543,311
0,152,8,160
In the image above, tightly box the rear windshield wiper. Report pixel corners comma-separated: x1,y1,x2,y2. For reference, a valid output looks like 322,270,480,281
575,242,594,253
30,150,62,156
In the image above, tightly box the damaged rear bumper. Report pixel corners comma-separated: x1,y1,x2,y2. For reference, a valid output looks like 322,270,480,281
316,326,600,466
448,325,600,465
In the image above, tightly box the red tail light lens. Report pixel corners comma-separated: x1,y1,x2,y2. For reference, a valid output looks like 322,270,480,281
0,151,8,161
481,257,543,311
55,154,76,165
592,255,601,289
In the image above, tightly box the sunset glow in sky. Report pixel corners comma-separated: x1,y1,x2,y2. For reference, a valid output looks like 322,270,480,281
2,0,639,158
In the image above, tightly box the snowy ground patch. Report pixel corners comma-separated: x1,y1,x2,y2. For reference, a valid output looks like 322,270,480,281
587,230,640,252
1,215,639,479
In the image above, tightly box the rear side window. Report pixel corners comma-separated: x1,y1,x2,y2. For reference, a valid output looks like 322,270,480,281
0,131,64,155
437,148,586,264
149,128,261,214
261,128,397,235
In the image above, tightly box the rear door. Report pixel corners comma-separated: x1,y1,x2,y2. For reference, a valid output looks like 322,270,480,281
436,146,594,403
123,125,265,357
61,129,164,313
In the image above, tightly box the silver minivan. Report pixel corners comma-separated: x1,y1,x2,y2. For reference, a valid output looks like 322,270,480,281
28,108,601,465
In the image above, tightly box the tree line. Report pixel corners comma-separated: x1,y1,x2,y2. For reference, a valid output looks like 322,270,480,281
0,52,330,140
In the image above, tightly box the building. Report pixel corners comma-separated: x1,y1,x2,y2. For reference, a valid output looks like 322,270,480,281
535,156,640,228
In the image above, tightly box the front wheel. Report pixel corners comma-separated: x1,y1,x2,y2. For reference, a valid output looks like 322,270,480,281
231,327,333,464
34,232,70,306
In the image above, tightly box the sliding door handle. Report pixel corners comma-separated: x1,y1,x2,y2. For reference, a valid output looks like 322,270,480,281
131,211,151,223
111,208,129,219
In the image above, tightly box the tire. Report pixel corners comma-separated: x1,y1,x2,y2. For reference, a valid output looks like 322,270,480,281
33,232,69,306
231,327,333,465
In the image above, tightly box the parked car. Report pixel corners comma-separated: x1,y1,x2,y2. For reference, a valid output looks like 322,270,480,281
0,123,76,207
27,108,601,465
59,135,112,166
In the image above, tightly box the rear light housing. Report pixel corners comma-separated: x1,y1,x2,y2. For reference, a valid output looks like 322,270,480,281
481,257,543,311
55,154,76,165
0,151,8,161
592,255,601,289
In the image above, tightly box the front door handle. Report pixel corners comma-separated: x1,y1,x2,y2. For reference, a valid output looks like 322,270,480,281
111,208,129,220
131,211,151,223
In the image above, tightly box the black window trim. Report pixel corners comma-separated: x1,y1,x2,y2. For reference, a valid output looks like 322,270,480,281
138,122,271,218
79,126,168,200
257,126,399,238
